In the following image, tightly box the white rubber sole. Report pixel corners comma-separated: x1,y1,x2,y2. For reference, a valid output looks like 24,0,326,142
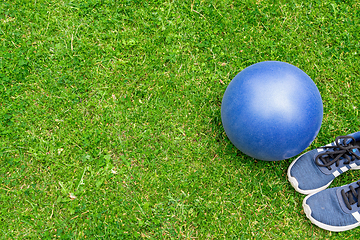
287,152,333,195
303,194,360,232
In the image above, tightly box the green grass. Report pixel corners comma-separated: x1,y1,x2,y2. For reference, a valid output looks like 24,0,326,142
1,0,360,239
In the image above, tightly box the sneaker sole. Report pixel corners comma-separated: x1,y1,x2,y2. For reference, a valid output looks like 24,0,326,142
287,152,332,195
303,194,360,232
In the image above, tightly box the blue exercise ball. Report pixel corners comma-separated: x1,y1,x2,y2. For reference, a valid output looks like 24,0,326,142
221,61,323,161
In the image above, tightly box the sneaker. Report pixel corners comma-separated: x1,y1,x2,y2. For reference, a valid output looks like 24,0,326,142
287,132,360,195
303,180,360,232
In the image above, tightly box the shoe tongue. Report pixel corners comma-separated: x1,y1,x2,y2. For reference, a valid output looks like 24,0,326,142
338,182,360,212
352,148,360,157
318,140,360,165
347,182,360,204
340,137,360,152
345,137,360,156
345,137,354,145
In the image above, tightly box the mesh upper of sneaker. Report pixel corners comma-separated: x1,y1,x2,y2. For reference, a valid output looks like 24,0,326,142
290,149,335,190
305,187,359,227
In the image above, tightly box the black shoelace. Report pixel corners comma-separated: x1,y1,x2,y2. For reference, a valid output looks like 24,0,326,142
315,136,360,170
341,180,360,210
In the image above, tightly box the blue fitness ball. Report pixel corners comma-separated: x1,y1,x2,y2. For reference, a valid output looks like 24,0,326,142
221,61,323,161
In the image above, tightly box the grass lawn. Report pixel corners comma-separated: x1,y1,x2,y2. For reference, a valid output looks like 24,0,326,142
1,0,360,239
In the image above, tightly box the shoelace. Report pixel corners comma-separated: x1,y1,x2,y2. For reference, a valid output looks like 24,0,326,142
315,136,360,170
341,180,360,210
